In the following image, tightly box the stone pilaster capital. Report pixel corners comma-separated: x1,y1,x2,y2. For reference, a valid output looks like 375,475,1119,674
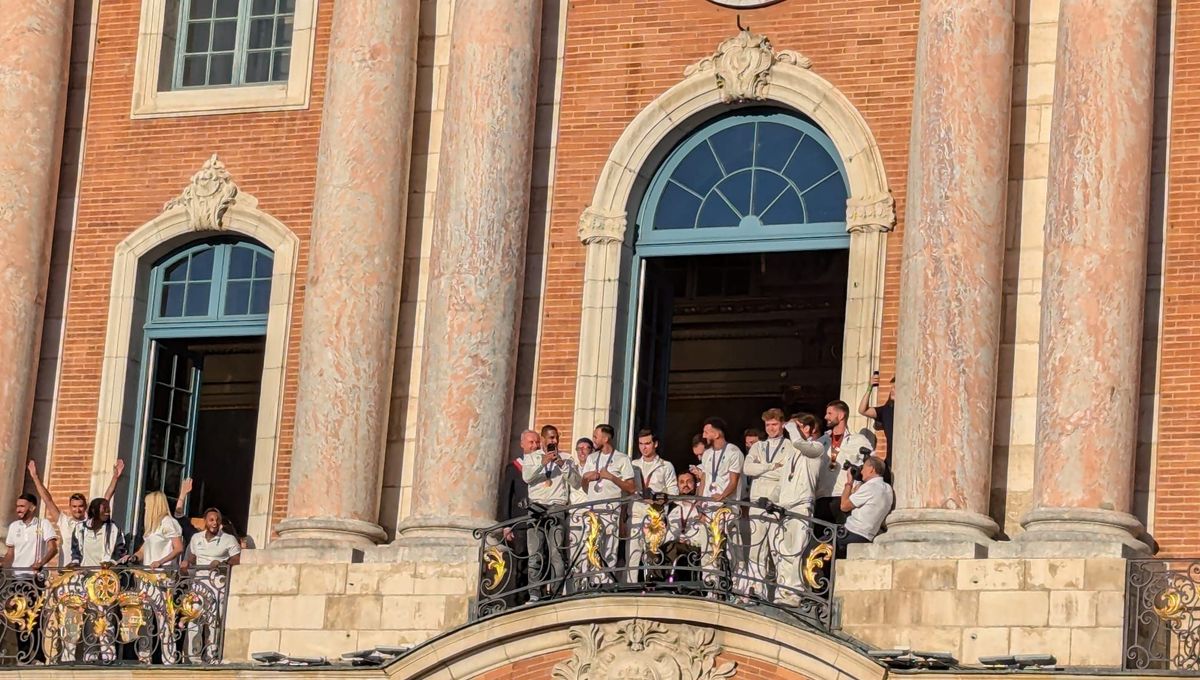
684,28,812,104
845,193,895,233
163,154,241,231
578,206,627,245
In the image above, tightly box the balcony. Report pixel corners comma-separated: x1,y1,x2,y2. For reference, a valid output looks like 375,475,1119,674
471,494,842,630
0,565,229,666
1124,558,1200,672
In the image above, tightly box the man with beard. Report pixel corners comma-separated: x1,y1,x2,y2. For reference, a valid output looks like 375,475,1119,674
521,428,578,600
776,413,828,602
26,459,124,567
815,400,851,524
580,424,634,580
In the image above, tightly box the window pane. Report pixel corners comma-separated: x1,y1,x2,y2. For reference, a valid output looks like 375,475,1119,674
185,282,212,316
755,123,805,172
156,350,175,385
190,0,214,19
279,0,295,13
248,17,274,49
671,144,723,195
272,49,290,81
252,0,274,14
696,196,740,229
254,252,273,278
181,55,208,87
244,51,270,83
250,280,271,315
151,388,171,423
215,0,239,18
184,22,210,53
228,246,254,278
224,281,251,316
146,458,163,494
803,174,848,223
190,247,215,280
171,388,190,425
168,427,189,462
211,19,237,51
276,15,293,46
759,187,804,226
713,170,752,218
160,283,186,317
750,170,788,217
654,183,701,230
708,123,756,175
209,53,234,85
164,258,189,282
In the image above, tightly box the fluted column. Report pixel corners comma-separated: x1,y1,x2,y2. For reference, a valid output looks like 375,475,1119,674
1019,0,1157,555
0,0,73,537
880,0,1014,554
274,1,419,550
398,0,543,544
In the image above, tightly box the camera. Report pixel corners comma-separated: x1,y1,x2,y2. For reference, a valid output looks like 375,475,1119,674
842,446,873,481
546,441,557,452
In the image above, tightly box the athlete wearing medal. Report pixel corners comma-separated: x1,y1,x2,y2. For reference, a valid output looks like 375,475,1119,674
740,408,791,590
775,413,826,602
691,417,744,504
629,429,680,581
580,424,635,579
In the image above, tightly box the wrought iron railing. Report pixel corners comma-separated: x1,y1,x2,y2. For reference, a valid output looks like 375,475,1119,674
0,564,229,666
1124,558,1200,672
473,494,840,629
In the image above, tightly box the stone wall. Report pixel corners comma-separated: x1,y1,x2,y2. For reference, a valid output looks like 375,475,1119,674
837,557,1127,666
221,550,478,662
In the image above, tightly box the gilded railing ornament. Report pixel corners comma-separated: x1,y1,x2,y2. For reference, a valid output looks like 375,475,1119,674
643,506,668,557
85,569,121,608
482,546,507,592
1153,586,1185,621
585,511,604,570
705,507,733,565
803,543,833,590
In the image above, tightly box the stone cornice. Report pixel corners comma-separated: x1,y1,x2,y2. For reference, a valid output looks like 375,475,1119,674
578,206,627,245
846,194,896,233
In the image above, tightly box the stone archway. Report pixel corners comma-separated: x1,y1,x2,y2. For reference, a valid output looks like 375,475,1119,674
390,596,885,680
89,155,299,547
571,29,895,440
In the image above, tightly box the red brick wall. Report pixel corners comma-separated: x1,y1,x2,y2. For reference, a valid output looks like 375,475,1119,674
1156,0,1199,556
47,0,334,528
533,0,919,442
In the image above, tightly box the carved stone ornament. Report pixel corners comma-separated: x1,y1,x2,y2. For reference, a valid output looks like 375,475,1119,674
552,619,738,680
163,154,240,231
578,206,627,245
684,29,811,103
845,194,896,233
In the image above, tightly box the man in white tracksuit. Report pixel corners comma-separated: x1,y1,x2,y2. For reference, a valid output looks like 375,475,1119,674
739,408,791,592
775,413,827,602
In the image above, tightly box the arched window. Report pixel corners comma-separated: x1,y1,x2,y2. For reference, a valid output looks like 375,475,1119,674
149,239,273,328
637,110,849,254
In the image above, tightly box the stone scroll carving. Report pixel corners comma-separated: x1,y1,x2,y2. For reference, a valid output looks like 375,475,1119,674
552,619,737,680
845,194,896,233
163,154,240,231
578,206,627,245
685,28,812,103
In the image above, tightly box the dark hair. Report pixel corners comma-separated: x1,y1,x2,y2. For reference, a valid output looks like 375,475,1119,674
17,493,37,507
636,428,658,443
595,423,615,438
864,456,888,477
744,428,764,440
68,493,86,504
826,400,850,418
691,434,705,448
703,417,728,438
575,437,595,450
540,424,559,437
202,507,223,521
793,412,821,432
86,497,109,530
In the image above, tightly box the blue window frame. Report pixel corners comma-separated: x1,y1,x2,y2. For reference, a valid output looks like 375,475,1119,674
149,240,274,333
636,111,850,256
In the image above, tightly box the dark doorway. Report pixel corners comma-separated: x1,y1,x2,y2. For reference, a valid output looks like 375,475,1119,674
631,250,848,471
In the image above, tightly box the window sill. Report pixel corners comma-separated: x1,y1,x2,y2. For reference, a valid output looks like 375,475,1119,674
131,83,309,119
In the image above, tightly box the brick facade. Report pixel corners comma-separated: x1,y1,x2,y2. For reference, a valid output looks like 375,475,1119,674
532,0,919,443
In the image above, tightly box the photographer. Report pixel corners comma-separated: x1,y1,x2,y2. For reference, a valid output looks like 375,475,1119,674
837,456,894,557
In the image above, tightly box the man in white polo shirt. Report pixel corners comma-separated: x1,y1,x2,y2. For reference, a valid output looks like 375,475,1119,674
628,428,678,581
4,494,57,573
181,508,240,663
26,459,123,567
690,417,744,505
521,428,578,600
838,456,894,558
580,424,634,581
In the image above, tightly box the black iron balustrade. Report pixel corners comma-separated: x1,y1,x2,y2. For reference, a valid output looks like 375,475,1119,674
472,494,841,629
0,564,229,666
1124,558,1200,672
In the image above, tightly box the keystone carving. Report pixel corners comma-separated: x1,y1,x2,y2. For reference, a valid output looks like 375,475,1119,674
164,154,240,231
685,29,811,103
552,618,737,680
845,194,896,233
578,207,627,245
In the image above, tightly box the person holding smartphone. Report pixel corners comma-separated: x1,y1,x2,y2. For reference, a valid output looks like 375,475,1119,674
858,371,896,468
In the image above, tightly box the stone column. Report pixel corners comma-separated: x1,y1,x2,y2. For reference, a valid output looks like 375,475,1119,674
398,0,543,544
879,0,1014,555
1019,0,1157,555
0,0,73,536
274,1,420,551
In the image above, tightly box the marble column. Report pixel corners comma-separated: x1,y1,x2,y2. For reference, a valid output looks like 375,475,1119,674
0,0,73,537
880,0,1013,555
274,1,420,550
398,0,543,544
1019,0,1157,555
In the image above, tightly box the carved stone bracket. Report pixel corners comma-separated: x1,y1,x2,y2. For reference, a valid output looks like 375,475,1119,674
685,28,812,103
163,154,240,231
578,206,627,245
846,194,896,233
552,619,737,680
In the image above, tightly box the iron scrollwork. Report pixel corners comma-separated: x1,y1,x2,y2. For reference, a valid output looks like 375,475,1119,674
472,494,841,629
0,565,229,666
1124,559,1200,671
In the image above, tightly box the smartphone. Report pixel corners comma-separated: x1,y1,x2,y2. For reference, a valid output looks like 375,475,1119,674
546,441,557,452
